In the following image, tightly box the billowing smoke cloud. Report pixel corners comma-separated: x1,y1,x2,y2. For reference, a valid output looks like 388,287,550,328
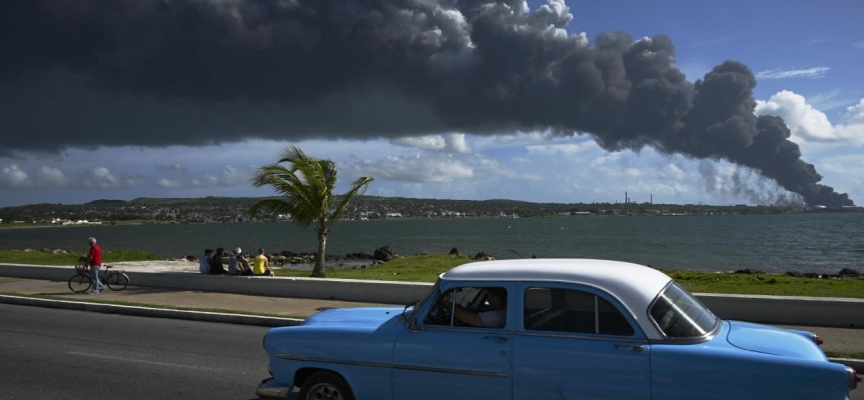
0,0,853,206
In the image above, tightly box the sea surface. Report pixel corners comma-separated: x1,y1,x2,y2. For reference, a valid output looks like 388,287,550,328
1,213,862,274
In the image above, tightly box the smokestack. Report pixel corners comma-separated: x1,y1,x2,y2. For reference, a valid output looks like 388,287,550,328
0,0,854,207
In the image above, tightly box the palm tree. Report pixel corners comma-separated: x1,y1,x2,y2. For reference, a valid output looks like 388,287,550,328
250,145,374,277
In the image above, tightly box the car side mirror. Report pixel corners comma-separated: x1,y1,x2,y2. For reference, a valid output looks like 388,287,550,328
408,317,425,332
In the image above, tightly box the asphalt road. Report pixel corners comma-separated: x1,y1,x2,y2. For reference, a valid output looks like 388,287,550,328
0,304,269,400
2,303,861,400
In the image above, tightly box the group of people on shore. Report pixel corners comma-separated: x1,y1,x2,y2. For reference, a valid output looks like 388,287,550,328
199,247,274,277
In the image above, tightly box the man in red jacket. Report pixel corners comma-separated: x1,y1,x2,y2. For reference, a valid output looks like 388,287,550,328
87,237,105,294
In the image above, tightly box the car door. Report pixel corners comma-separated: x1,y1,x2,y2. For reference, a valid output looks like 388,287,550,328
512,282,651,400
391,282,515,400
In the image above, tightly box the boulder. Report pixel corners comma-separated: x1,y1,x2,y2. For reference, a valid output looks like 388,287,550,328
373,246,395,261
473,251,489,260
449,247,461,256
734,269,765,275
185,255,196,262
346,252,372,260
785,271,802,278
802,273,821,279
839,268,861,277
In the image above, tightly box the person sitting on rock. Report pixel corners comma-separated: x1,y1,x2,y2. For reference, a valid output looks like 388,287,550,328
208,247,227,275
199,249,212,274
253,248,274,277
228,247,252,276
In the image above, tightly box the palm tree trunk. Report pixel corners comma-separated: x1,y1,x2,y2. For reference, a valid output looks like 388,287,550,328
312,232,327,277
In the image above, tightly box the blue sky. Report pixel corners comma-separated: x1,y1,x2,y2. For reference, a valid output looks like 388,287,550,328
1,0,862,207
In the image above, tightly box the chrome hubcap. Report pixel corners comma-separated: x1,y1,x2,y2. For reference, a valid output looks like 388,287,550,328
307,383,344,400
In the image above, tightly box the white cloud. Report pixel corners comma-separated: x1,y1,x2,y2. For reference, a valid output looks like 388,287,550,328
155,162,186,172
348,155,473,183
390,133,471,153
754,67,830,80
525,141,598,156
475,156,543,181
807,89,859,111
663,164,688,181
218,165,250,186
157,178,182,188
493,131,551,144
818,154,864,182
0,164,30,188
589,152,623,168
755,91,864,144
81,166,120,188
445,134,471,153
190,175,219,188
35,166,70,187
834,99,864,141
755,91,836,141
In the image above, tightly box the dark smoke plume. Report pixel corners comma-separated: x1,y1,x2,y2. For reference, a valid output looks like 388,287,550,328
0,0,853,206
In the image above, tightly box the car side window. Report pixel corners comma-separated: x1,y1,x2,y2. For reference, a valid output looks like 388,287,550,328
523,287,634,336
424,286,507,329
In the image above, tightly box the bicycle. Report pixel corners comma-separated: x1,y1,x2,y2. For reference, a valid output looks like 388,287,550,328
67,260,130,293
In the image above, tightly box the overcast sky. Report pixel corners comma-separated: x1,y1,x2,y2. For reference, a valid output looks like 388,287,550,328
1,0,862,207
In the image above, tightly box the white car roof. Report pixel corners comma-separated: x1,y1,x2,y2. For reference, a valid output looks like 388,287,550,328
441,258,673,326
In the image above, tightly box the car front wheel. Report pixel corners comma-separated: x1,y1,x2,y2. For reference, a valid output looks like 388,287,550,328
298,371,354,400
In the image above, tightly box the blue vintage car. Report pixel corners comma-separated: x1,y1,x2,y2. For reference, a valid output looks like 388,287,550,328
258,259,860,399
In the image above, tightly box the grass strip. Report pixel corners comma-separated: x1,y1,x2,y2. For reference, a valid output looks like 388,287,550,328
4,251,864,298
0,249,161,265
825,351,864,360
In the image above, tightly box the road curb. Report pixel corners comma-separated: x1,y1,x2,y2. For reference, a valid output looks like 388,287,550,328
0,294,304,328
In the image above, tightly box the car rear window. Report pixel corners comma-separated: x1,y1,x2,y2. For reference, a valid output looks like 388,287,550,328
650,283,718,338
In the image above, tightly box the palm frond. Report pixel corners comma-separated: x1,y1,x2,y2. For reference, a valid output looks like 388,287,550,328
329,176,374,223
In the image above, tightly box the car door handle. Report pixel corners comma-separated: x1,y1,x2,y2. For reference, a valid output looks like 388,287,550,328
615,344,644,352
484,335,509,343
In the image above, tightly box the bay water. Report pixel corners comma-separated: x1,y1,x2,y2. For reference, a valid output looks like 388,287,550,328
1,213,861,274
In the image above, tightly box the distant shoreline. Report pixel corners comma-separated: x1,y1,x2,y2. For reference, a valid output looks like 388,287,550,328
3,209,863,231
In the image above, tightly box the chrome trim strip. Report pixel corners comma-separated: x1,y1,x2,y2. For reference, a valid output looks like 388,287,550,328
392,364,508,378
276,354,390,369
276,354,507,378
276,353,308,361
515,330,649,344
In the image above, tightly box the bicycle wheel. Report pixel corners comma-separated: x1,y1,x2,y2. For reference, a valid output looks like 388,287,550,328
105,272,129,291
68,274,92,293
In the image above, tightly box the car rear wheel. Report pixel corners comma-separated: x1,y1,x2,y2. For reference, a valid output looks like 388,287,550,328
298,371,354,400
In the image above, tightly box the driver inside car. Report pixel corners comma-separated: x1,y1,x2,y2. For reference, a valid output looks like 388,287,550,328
439,287,507,328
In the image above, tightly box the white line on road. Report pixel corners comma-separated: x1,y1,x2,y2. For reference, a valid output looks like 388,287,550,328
67,351,223,372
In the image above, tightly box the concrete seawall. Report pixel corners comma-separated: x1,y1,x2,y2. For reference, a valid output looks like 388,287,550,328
2,263,861,327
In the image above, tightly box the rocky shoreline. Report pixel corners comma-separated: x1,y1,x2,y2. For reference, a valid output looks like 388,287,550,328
15,246,863,279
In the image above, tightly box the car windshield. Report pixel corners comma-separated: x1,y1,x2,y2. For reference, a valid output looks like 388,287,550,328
650,282,719,338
